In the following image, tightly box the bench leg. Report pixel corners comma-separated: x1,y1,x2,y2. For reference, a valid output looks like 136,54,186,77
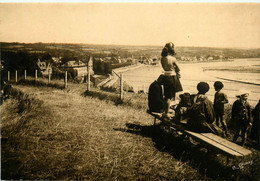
227,156,230,163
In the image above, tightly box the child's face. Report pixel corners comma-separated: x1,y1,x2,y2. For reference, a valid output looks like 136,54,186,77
214,87,220,91
241,95,248,101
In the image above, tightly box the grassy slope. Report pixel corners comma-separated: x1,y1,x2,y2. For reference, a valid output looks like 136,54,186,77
1,85,202,180
1,83,259,180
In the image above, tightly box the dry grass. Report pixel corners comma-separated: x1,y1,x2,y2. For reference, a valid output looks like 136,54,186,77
1,83,259,180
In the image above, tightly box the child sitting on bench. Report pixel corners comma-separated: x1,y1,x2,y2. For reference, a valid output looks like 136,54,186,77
187,82,222,135
148,75,164,113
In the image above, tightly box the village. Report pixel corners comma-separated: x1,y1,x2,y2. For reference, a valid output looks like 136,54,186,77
3,42,257,83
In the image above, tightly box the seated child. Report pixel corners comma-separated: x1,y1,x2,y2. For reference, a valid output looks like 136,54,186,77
175,92,192,122
187,82,223,135
148,75,164,113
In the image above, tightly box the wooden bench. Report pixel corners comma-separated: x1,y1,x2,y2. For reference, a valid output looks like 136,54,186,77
147,110,252,159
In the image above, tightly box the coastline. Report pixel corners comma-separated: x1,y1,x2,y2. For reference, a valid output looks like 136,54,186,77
178,59,234,64
119,58,260,106
113,63,145,74
98,63,145,89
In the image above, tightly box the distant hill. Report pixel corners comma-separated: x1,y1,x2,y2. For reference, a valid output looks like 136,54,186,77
1,42,260,60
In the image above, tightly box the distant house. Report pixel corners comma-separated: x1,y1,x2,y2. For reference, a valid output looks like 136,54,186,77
110,57,121,64
139,56,153,64
207,57,214,61
127,58,138,64
37,59,52,76
94,58,104,62
61,58,94,77
52,57,60,63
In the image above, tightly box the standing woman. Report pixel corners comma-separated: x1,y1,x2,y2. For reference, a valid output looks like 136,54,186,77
161,42,183,118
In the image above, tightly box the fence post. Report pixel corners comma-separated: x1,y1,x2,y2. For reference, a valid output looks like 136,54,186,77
120,74,123,100
87,62,91,91
35,69,37,81
24,70,27,80
65,71,67,88
15,70,17,83
8,71,10,81
48,70,51,84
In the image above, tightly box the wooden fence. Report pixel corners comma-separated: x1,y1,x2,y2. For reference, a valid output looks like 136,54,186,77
5,63,125,100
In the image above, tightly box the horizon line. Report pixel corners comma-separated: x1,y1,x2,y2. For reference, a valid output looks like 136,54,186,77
1,0,260,2
1,41,260,49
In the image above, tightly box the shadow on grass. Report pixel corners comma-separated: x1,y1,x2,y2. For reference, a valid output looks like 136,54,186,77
82,90,148,110
114,123,256,181
82,90,124,106
15,79,65,90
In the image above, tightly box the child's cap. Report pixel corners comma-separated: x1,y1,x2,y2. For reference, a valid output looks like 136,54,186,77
236,89,250,98
214,81,224,89
179,92,191,98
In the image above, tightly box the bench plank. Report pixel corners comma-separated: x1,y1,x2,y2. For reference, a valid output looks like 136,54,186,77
201,133,252,156
147,110,252,158
184,131,245,157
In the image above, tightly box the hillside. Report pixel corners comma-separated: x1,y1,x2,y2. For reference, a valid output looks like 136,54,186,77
1,83,259,180
2,42,260,60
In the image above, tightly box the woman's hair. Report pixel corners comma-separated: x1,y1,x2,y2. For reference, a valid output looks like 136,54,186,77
161,42,176,57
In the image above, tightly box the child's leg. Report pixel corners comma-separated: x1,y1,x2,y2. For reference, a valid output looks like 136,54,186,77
233,129,241,143
220,115,228,136
241,126,248,146
215,113,220,127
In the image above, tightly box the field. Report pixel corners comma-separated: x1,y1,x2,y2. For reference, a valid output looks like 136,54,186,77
1,79,259,180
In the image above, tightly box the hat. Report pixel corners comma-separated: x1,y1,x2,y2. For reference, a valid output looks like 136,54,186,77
214,81,224,89
197,82,210,94
179,92,191,98
236,89,249,98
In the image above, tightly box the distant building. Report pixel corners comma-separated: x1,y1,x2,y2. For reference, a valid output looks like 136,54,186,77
60,58,94,77
207,57,214,61
127,58,138,64
52,57,60,63
37,59,52,76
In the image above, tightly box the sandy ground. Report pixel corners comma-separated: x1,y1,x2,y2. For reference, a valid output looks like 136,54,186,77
122,59,260,106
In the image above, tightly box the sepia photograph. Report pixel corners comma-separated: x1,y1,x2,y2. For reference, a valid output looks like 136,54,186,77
1,1,260,180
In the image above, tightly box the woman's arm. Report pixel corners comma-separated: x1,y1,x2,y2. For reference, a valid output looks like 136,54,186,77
172,58,181,78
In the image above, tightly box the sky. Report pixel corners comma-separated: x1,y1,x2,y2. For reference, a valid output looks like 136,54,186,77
0,3,260,48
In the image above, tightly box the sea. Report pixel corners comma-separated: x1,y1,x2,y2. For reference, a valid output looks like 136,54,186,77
122,58,260,106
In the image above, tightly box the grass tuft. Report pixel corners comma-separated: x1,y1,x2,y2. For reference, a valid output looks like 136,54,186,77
13,77,65,90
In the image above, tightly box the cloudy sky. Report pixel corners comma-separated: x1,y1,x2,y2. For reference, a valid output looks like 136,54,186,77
1,3,260,48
